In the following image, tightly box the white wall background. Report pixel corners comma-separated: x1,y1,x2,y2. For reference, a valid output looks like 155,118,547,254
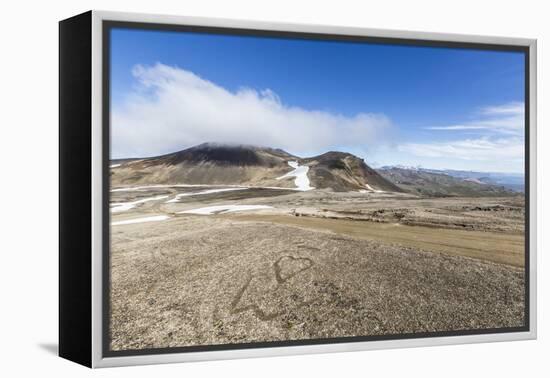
0,0,546,376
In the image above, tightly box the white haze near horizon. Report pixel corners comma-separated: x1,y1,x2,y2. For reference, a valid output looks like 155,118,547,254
392,101,525,174
112,63,525,174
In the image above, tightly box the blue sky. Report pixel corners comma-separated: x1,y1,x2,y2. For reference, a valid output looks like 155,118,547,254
110,28,525,173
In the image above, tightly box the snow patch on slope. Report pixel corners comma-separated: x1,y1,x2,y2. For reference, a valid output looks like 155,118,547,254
365,183,384,193
276,161,314,191
179,204,273,215
112,215,170,226
165,188,248,203
110,195,169,212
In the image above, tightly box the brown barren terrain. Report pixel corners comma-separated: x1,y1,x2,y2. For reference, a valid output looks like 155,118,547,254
109,187,525,351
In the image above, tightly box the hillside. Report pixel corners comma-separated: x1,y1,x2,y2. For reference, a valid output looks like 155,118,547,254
377,166,516,197
111,143,298,188
420,168,525,192
110,143,396,192
304,152,402,192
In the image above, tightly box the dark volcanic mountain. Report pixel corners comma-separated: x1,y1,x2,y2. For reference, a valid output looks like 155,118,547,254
304,152,402,192
111,143,298,188
111,143,397,192
144,143,295,167
377,166,516,197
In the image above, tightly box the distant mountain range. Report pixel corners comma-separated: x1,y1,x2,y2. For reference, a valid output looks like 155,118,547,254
421,168,524,192
377,166,522,197
111,143,400,192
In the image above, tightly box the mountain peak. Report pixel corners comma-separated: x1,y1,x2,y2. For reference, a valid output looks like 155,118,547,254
141,142,295,167
193,142,260,150
304,151,402,192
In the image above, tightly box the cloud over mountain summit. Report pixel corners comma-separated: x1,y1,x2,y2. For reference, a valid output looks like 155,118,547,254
112,63,393,158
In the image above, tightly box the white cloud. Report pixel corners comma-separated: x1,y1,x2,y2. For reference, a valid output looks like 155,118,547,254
409,101,525,172
480,102,524,116
112,63,393,158
424,101,524,135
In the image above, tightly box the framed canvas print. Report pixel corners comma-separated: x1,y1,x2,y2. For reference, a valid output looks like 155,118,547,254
59,10,537,368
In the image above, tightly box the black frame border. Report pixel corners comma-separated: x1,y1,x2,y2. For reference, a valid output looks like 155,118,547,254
59,11,93,367
101,20,531,358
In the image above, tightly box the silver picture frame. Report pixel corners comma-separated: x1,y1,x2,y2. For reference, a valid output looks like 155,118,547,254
60,10,537,368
